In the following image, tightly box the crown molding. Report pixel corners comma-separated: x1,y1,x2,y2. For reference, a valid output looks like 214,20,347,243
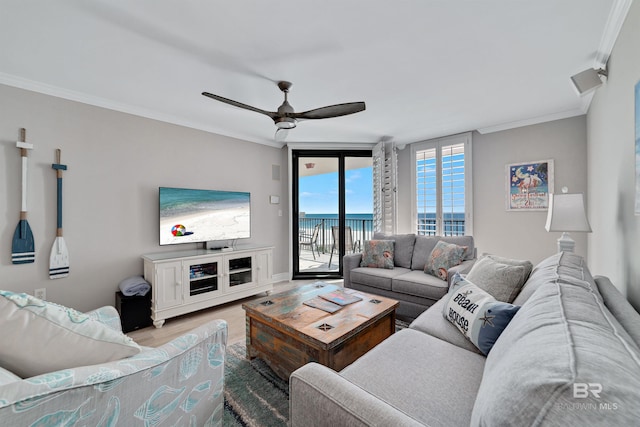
285,141,375,150
0,72,284,148
476,108,586,135
595,0,633,68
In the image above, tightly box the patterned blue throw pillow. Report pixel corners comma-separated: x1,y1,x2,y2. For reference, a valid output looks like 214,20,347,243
443,274,520,355
424,240,467,280
360,240,395,269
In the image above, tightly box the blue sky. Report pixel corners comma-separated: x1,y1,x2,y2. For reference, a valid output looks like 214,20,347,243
299,167,373,214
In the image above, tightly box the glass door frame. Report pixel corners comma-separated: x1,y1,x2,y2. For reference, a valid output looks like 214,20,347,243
292,149,372,280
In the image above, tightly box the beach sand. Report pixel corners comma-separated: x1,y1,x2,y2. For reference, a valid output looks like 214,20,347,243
160,206,250,245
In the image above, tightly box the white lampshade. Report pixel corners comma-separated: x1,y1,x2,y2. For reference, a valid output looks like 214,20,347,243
545,193,592,232
545,193,591,253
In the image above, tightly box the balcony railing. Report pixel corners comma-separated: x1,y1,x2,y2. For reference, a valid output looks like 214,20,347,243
299,216,466,254
417,219,466,236
299,217,374,253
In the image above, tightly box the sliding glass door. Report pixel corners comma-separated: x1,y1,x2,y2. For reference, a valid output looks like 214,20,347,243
293,150,372,279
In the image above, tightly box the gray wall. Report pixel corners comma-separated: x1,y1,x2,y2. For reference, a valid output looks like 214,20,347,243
587,1,640,310
397,115,588,265
0,84,288,312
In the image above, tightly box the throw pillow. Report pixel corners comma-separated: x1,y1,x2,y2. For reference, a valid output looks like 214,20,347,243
360,240,395,269
442,275,520,355
466,255,532,303
0,291,141,378
424,240,467,280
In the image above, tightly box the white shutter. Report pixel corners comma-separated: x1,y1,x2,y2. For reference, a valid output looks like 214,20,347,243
413,132,472,236
441,142,466,236
373,141,397,234
416,147,438,235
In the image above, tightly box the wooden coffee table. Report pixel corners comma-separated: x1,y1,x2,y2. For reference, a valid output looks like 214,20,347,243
242,282,399,379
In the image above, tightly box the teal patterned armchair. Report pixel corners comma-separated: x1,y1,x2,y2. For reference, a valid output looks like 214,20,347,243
0,305,227,426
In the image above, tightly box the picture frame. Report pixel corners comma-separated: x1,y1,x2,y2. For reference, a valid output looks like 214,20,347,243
635,80,640,215
506,159,554,211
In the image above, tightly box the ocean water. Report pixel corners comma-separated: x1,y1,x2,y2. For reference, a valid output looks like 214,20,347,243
300,213,465,235
160,187,250,218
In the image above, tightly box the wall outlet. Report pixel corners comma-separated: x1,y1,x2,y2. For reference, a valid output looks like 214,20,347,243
35,288,46,300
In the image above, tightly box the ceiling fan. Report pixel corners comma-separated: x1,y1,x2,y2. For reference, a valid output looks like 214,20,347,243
202,81,366,141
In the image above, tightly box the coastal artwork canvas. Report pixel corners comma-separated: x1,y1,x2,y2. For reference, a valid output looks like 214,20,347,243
506,159,554,211
636,80,640,215
159,187,251,245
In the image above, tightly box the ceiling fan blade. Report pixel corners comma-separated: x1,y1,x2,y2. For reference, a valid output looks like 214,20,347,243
275,128,289,142
293,102,366,120
202,92,277,119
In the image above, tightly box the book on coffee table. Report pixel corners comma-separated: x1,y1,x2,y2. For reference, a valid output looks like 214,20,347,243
303,296,343,313
319,289,363,306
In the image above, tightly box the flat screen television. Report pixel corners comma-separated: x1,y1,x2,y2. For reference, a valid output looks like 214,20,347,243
159,187,251,246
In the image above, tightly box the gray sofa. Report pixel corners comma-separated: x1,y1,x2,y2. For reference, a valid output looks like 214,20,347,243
290,252,640,426
344,233,476,320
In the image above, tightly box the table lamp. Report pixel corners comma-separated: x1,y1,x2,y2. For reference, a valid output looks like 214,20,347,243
545,188,592,253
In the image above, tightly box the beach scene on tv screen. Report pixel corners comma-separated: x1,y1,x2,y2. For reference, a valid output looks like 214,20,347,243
160,187,250,245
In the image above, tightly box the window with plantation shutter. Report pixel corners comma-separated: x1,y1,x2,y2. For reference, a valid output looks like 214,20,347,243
372,140,397,234
412,133,472,236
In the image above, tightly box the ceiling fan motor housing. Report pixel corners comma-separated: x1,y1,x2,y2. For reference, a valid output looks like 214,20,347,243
276,96,296,128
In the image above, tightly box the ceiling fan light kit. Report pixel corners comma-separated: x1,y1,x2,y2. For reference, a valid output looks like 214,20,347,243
202,80,365,140
275,117,296,129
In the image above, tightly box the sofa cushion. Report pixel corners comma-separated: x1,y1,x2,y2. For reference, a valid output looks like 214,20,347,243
0,291,141,378
0,366,21,385
373,233,416,268
410,297,483,354
512,252,597,306
471,253,640,425
392,270,450,301
424,241,467,280
442,276,520,355
465,255,532,303
360,240,395,269
411,235,475,271
341,328,486,427
350,267,411,291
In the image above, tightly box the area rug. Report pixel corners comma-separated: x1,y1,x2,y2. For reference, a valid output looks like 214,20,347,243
223,341,289,427
223,319,409,426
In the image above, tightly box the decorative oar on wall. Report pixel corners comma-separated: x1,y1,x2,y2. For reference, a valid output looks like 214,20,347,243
50,149,69,279
12,128,35,264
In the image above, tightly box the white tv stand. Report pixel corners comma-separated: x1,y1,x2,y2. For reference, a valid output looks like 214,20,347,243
142,245,274,328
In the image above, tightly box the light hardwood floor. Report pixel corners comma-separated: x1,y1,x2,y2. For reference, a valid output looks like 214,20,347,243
127,278,342,347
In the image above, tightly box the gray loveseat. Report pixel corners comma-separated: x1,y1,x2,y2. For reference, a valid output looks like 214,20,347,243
291,252,640,426
344,233,476,320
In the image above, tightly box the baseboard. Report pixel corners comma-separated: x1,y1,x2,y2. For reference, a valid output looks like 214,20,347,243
272,272,290,283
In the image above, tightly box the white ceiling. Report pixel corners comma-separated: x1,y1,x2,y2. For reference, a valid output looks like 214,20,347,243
0,1,630,147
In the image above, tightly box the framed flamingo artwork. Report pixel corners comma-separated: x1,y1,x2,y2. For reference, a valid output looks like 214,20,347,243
505,159,554,211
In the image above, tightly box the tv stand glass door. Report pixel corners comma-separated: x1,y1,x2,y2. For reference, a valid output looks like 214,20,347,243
226,254,255,292
188,261,219,297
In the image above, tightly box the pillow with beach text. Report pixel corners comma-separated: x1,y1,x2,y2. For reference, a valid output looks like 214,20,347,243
442,275,520,355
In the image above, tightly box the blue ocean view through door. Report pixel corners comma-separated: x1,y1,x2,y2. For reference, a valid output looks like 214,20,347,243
296,152,465,276
299,212,465,251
